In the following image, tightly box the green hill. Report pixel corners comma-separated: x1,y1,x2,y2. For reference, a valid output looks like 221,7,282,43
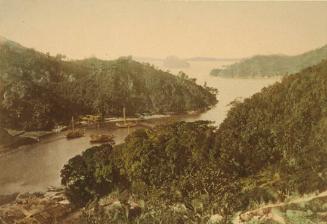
61,60,327,222
0,38,217,131
216,59,327,192
211,44,327,78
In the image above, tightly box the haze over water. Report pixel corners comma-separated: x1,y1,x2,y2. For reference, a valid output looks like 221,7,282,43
1,1,326,59
145,60,281,125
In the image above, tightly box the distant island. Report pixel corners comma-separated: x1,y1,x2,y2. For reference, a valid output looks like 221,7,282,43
135,56,240,63
210,44,327,78
0,37,217,132
162,55,190,69
187,57,239,62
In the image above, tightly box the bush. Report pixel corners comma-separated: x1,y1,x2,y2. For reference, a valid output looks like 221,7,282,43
60,144,128,206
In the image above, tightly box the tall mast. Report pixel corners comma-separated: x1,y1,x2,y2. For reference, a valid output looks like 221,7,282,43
72,116,75,132
123,107,126,124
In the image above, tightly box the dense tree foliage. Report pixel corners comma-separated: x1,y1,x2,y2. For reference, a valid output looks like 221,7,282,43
211,44,327,78
60,144,128,206
61,60,327,222
61,121,243,214
0,39,217,130
217,60,327,194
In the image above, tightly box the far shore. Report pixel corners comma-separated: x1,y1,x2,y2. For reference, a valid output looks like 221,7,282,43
0,109,208,156
210,75,284,80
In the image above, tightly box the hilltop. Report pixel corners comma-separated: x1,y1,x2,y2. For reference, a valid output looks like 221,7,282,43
211,44,327,78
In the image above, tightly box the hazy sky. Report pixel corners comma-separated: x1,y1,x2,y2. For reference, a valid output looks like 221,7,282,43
0,0,327,59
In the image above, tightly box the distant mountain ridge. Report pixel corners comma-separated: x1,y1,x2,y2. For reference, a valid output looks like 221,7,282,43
187,57,239,62
162,55,190,69
210,44,327,78
135,56,240,62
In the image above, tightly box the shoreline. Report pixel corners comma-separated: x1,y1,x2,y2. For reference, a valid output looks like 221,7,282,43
0,109,208,157
0,187,78,224
210,75,284,80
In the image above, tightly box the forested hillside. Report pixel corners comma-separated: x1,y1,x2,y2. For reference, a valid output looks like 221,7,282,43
210,44,327,78
0,37,217,131
61,60,327,222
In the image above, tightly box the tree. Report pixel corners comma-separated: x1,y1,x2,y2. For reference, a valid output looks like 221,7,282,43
61,144,128,206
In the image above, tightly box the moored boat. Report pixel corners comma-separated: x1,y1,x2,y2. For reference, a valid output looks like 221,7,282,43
115,107,137,128
53,125,68,133
115,122,137,128
66,130,84,139
66,117,84,139
90,134,114,144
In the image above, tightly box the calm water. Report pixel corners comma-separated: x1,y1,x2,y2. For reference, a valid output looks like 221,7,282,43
0,60,280,194
151,60,281,125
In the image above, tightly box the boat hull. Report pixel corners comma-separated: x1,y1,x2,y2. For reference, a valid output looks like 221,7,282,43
66,130,84,139
90,134,114,144
115,122,137,128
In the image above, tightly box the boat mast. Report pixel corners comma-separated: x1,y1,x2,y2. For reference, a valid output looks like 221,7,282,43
72,116,75,132
123,107,126,125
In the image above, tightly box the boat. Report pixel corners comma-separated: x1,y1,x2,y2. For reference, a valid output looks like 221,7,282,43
81,115,101,125
66,130,84,139
187,110,198,115
89,118,115,144
90,134,114,144
53,125,68,133
66,117,84,139
115,107,137,128
115,122,137,128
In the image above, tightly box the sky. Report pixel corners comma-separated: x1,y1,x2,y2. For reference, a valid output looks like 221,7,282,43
0,0,327,60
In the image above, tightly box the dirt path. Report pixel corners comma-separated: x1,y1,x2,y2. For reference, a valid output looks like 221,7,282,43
233,190,327,224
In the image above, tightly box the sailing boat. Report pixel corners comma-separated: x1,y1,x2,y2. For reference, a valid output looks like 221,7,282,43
66,116,84,139
90,121,114,144
90,134,114,144
115,107,137,128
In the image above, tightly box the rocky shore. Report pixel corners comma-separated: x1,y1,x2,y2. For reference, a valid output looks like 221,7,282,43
0,188,78,224
2,187,326,224
0,189,144,224
0,128,54,155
